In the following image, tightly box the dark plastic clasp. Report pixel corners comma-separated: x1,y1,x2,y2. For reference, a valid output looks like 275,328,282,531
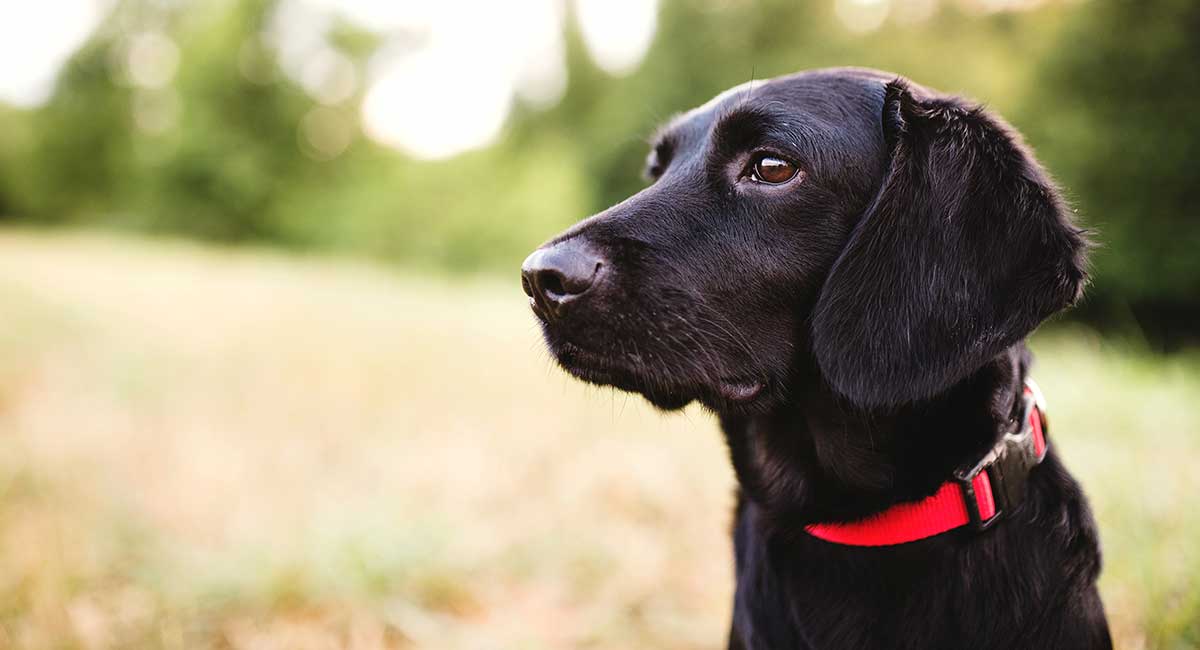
955,465,1003,532
953,388,1044,533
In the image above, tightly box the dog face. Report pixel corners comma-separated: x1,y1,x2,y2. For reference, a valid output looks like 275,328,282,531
523,67,1087,413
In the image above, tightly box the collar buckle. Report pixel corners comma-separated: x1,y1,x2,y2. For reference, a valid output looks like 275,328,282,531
804,379,1050,546
953,383,1048,533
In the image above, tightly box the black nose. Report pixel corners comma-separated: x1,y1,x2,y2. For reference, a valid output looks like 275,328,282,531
521,240,604,318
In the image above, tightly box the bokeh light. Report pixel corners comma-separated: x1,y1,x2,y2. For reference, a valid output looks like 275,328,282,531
575,0,658,76
835,0,891,33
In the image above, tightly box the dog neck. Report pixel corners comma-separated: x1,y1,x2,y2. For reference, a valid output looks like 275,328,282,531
719,343,1030,533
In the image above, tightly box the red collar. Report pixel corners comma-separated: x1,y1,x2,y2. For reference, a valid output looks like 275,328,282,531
805,380,1049,547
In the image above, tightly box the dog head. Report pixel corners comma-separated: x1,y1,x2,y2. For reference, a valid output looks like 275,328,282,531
523,68,1087,413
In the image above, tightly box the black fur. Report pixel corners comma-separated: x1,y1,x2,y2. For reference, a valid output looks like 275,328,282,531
523,67,1110,649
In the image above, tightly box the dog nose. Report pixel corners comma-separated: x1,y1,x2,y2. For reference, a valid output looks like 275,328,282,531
521,240,604,317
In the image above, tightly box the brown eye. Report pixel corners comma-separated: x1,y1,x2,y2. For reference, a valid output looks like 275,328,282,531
750,155,800,185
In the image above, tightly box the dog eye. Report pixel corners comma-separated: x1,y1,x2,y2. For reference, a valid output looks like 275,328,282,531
644,140,674,182
749,155,800,185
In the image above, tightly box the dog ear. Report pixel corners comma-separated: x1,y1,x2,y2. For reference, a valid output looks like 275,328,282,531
811,79,1089,408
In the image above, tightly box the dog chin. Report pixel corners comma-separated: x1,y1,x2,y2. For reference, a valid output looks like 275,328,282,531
550,340,767,412
549,343,688,409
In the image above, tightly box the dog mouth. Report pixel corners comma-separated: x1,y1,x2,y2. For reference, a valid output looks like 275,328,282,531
553,341,653,391
550,338,765,408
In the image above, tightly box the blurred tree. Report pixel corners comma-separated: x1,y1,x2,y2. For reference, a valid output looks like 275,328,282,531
0,0,1196,341
140,0,311,240
21,37,136,224
1022,0,1200,346
0,105,34,218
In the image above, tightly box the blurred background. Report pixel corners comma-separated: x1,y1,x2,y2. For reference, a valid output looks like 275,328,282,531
0,0,1197,648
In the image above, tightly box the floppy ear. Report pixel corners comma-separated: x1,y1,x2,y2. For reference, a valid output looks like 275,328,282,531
811,79,1089,408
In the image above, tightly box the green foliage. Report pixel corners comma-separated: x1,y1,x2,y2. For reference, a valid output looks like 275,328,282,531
0,0,1196,335
2,38,137,224
1021,0,1200,343
139,0,308,240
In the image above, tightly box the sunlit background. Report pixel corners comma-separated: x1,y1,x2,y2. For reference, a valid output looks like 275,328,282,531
0,1,1197,648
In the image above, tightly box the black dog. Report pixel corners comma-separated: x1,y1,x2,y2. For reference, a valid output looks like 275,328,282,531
521,68,1110,649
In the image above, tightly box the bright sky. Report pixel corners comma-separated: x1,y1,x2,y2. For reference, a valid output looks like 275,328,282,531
0,0,111,107
0,0,658,160
315,0,660,159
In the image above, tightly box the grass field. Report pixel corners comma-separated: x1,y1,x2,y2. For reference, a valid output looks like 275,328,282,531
0,230,1197,649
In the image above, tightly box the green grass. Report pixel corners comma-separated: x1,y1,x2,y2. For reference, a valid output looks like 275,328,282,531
0,230,1196,649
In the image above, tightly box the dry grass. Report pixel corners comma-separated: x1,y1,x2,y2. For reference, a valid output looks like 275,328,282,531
0,230,1196,649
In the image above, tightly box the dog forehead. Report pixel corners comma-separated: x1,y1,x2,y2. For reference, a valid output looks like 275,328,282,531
663,68,891,146
758,68,890,107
